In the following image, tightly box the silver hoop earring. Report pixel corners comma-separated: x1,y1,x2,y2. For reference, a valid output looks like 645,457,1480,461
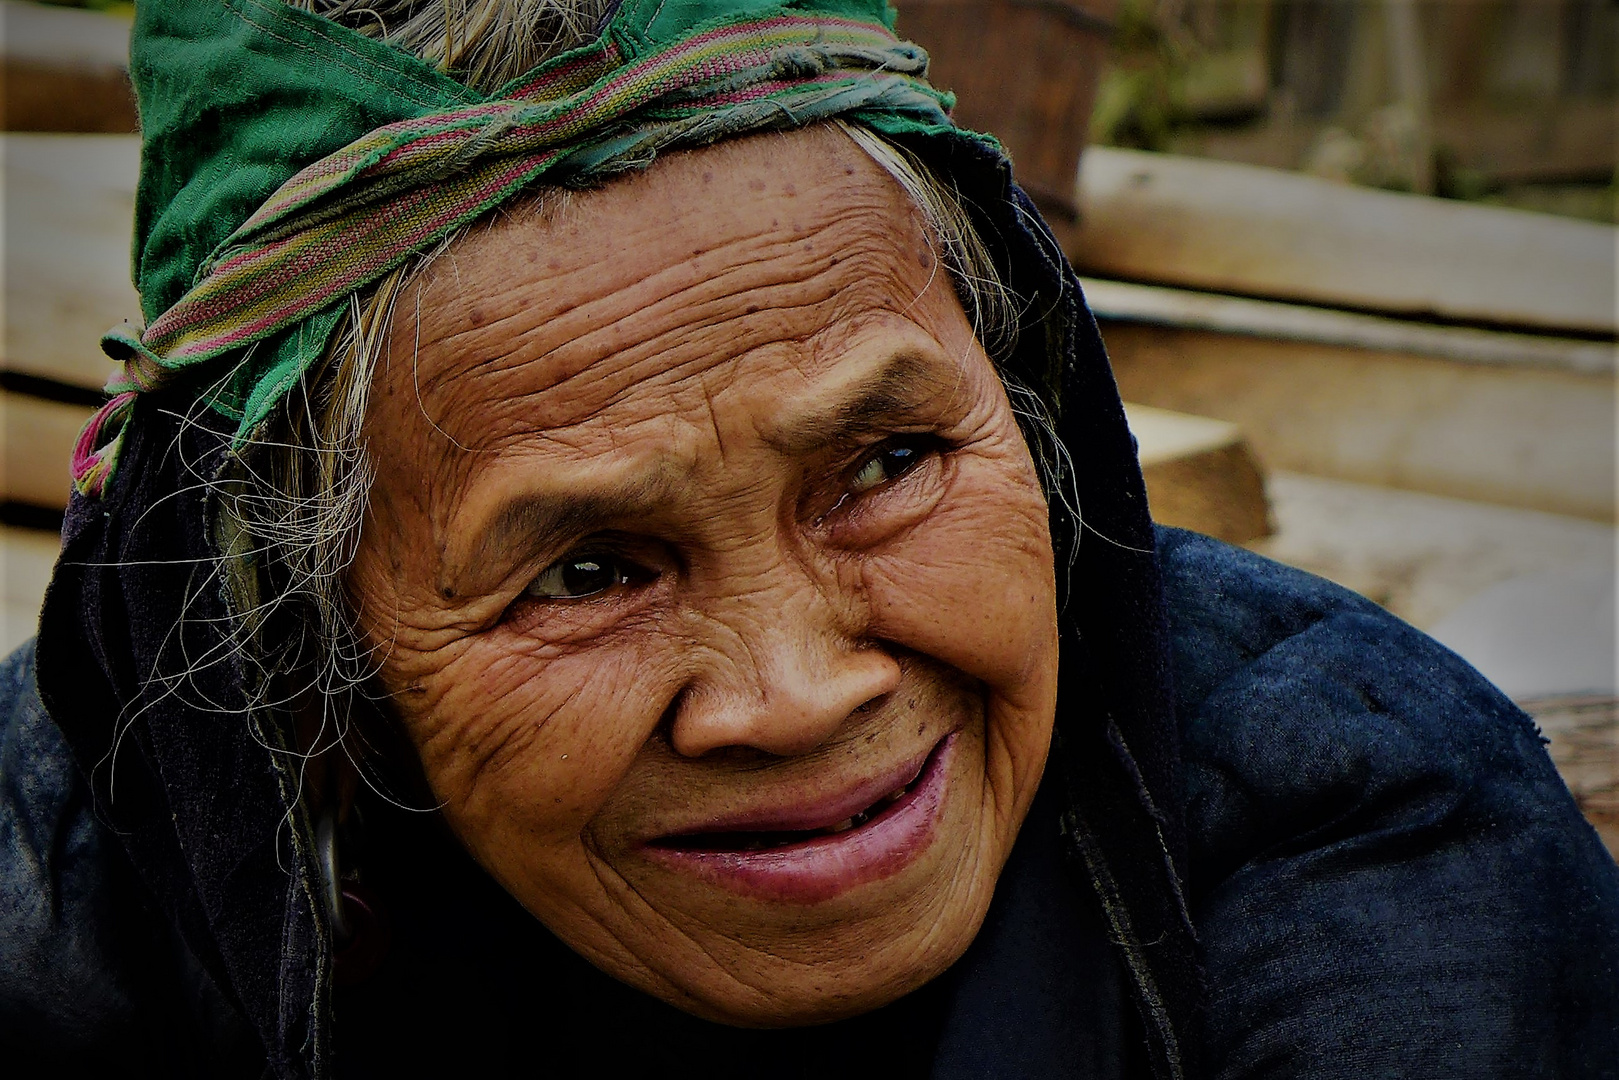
316,809,352,946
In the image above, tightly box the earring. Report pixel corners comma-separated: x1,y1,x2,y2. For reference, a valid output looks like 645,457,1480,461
315,807,390,985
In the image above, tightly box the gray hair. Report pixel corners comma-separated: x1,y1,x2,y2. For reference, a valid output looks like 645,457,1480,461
228,0,1066,761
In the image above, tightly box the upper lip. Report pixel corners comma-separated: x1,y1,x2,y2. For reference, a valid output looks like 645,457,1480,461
651,739,938,840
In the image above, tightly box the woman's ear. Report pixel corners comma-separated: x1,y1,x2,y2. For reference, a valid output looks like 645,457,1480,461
337,681,439,815
291,689,362,823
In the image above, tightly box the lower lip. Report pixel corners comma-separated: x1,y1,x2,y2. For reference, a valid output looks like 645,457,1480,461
642,733,957,904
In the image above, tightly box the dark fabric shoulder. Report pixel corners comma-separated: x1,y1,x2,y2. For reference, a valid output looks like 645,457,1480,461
0,640,143,1057
0,641,259,1076
1155,527,1619,1079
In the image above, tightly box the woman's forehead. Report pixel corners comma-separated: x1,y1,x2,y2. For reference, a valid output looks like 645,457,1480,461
370,127,962,448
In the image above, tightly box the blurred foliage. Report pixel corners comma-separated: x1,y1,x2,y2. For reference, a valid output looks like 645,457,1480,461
1089,0,1615,222
1089,0,1195,151
1089,0,1269,151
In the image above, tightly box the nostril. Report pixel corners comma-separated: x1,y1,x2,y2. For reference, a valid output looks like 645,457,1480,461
656,686,687,743
849,686,891,716
668,645,902,759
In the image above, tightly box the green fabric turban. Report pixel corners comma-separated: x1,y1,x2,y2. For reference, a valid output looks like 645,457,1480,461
74,0,995,496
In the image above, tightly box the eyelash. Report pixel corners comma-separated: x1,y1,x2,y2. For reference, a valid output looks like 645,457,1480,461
522,548,655,602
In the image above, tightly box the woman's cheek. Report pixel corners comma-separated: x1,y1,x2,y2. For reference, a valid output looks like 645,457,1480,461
396,634,677,844
860,484,1056,709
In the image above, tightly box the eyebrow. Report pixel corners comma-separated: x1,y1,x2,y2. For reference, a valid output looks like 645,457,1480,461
761,351,951,457
458,473,674,586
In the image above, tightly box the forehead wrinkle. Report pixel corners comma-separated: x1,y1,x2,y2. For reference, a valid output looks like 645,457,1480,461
420,250,917,453
397,185,915,410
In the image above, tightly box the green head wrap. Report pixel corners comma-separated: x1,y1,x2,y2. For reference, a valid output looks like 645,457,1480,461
73,0,994,496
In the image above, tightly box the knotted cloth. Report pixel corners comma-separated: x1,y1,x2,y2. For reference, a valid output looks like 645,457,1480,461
74,0,987,496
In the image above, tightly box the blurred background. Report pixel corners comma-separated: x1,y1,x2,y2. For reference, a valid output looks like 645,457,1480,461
1,0,1614,850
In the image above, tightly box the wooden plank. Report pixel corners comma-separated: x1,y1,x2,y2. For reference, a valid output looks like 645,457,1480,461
1258,470,1616,631
1104,320,1616,521
1125,403,1272,544
1,132,142,389
0,523,57,653
1072,147,1618,335
1082,277,1616,376
0,0,136,133
0,388,89,508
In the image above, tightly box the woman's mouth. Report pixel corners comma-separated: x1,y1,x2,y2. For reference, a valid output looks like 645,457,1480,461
642,732,957,903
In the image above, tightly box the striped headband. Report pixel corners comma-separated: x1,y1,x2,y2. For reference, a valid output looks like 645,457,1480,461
74,0,985,497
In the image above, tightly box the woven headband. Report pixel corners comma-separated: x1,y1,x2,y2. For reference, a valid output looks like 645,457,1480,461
74,0,987,496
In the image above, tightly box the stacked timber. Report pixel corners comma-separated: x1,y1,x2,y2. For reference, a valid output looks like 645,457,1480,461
2,133,138,514
1073,148,1616,525
892,0,1275,543
1,0,139,648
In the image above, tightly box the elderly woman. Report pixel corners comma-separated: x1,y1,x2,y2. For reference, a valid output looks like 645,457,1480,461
2,0,1616,1076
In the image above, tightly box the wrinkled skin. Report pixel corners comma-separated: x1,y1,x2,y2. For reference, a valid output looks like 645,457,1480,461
348,126,1059,1026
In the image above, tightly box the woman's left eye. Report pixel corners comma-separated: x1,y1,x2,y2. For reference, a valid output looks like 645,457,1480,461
849,440,932,494
524,553,641,600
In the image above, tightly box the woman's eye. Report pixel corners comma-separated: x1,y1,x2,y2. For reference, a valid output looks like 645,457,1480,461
524,553,637,600
849,440,930,494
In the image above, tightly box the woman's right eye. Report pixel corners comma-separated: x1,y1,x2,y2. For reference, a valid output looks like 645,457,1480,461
524,553,639,600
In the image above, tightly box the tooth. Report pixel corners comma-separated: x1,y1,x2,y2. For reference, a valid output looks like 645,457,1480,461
827,817,855,834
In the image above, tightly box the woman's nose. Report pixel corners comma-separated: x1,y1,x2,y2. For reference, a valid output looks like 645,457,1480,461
668,591,901,759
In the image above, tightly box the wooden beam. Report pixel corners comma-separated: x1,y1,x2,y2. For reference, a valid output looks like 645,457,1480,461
1083,277,1616,376
0,388,88,509
1523,695,1618,861
1125,403,1272,545
1104,319,1616,522
1072,147,1618,336
1,133,142,389
0,1,136,133
0,524,58,655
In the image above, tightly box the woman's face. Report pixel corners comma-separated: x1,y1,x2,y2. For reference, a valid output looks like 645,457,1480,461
348,127,1058,1026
